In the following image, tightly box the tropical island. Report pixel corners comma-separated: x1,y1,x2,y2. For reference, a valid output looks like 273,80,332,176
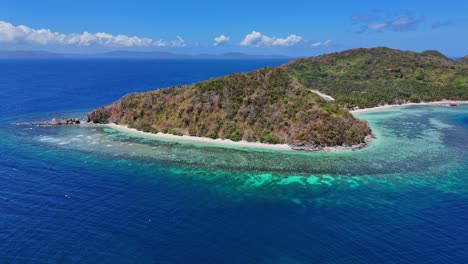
86,47,468,150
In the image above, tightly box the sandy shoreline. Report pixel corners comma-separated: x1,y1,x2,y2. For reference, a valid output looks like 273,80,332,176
350,100,468,114
86,101,465,152
101,123,370,152
104,123,293,151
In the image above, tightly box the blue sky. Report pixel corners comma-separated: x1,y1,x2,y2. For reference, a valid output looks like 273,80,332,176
0,0,467,56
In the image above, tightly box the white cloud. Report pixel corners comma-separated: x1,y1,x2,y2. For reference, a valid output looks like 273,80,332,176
365,17,423,32
213,34,229,46
310,39,332,48
154,39,168,47
171,36,186,47
368,23,387,30
240,31,302,47
0,20,185,48
354,13,424,33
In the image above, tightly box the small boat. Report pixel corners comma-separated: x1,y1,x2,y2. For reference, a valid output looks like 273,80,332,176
449,103,457,107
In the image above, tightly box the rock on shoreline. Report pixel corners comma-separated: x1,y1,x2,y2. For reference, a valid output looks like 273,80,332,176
290,135,373,152
36,118,81,126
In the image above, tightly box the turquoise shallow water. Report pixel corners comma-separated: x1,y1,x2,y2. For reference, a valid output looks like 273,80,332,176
13,105,468,197
4,105,468,263
1,60,467,263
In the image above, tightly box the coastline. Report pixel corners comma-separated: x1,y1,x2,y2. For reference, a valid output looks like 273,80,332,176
350,100,468,114
53,101,467,152
104,123,293,151
99,123,371,152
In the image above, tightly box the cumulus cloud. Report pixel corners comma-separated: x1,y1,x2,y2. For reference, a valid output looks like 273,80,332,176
0,20,185,48
351,11,424,33
171,36,186,47
310,40,332,48
240,31,302,47
153,39,169,47
213,35,229,46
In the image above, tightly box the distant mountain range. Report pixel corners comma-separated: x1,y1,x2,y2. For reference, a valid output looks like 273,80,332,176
0,50,290,59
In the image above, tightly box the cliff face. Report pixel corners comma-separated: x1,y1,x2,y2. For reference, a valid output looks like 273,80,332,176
87,67,371,149
284,47,468,108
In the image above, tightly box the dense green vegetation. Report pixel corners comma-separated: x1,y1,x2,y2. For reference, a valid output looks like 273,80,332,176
87,67,370,149
284,47,468,108
88,47,467,148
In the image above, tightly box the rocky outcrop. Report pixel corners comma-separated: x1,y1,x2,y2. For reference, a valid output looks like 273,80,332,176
37,118,81,126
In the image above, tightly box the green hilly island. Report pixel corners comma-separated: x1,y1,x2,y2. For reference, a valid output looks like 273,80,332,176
87,47,468,149
284,47,468,108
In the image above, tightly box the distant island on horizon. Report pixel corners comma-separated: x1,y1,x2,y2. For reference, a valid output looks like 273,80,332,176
84,47,467,151
1,48,466,61
0,50,291,60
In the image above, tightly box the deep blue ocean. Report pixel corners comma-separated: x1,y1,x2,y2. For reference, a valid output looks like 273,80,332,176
1,59,467,264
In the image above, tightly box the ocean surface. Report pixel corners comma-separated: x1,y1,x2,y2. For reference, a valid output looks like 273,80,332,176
1,59,467,264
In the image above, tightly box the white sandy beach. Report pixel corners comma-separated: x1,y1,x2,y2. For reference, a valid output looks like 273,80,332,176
90,101,466,152
350,100,468,114
105,123,293,151
102,123,370,152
